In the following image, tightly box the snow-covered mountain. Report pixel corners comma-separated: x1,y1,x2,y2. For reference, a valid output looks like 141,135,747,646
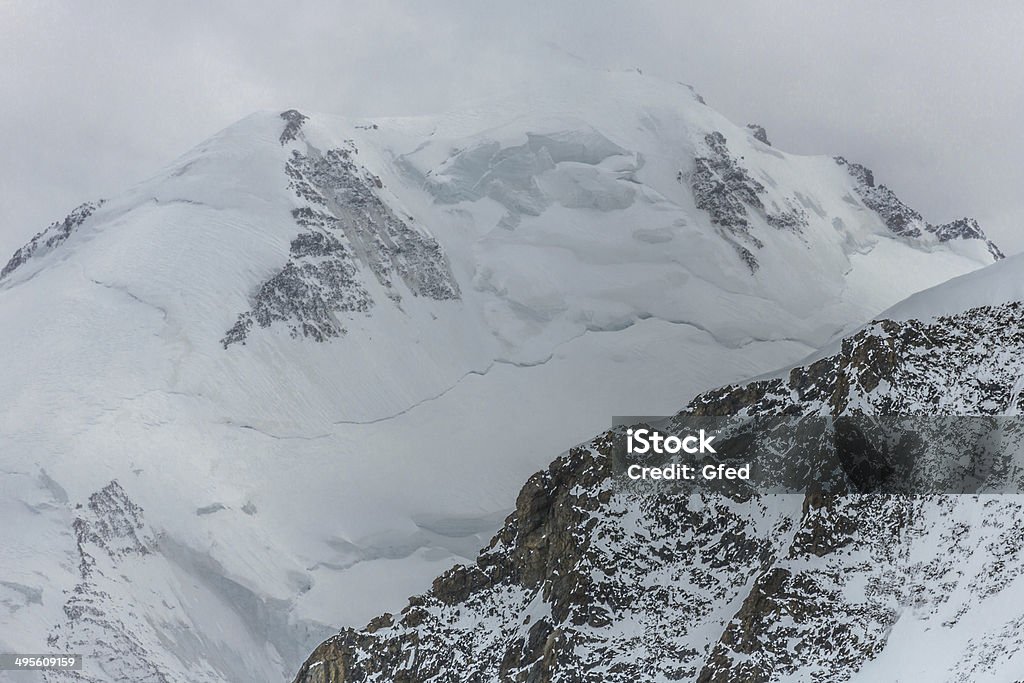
293,252,1024,683
0,67,1001,682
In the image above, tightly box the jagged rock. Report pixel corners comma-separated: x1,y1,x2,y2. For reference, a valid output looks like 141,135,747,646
687,132,809,272
688,132,767,271
47,482,166,683
835,157,1002,258
293,301,1024,682
765,204,808,234
280,109,309,145
746,123,771,146
834,156,925,237
929,217,1005,260
73,481,151,565
834,156,875,188
222,225,371,346
224,118,460,347
1,200,105,279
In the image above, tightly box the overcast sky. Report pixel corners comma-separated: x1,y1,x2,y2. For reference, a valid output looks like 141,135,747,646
2,1,1022,257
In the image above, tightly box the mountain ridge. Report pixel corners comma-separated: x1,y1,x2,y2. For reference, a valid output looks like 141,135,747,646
293,261,1024,683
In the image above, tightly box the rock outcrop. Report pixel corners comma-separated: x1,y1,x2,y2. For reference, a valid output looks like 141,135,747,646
835,156,1003,260
1,200,105,280
222,113,460,347
294,301,1024,682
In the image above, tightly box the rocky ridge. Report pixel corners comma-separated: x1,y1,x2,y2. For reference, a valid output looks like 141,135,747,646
222,111,460,346
45,482,165,683
1,200,105,280
685,131,808,272
834,156,1004,260
293,300,1024,682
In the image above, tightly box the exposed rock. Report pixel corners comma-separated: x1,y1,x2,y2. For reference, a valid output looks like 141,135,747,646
223,118,459,347
293,301,1024,682
280,109,309,145
1,200,105,280
687,132,808,272
834,157,1002,258
679,82,707,105
746,123,771,146
47,482,166,683
929,217,1005,260
834,156,925,237
222,216,372,346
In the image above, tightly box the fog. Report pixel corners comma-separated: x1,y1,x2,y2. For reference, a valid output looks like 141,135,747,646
2,1,1021,256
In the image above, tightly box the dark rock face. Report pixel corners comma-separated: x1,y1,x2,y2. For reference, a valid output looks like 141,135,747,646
930,216,984,242
692,132,767,230
223,113,460,347
47,482,166,683
292,301,1024,682
746,124,771,146
835,157,875,189
834,156,925,238
930,217,1005,260
686,132,807,272
280,109,309,145
834,157,1002,259
1,200,105,280
221,221,371,345
73,481,150,566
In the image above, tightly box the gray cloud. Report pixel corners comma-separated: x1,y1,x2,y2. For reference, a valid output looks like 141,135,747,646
2,0,1022,257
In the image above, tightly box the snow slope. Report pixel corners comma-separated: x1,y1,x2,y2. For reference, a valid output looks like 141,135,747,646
0,66,1000,682
880,250,1024,323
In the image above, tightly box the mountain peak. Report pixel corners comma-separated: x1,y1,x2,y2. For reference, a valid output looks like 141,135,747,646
0,90,1008,683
